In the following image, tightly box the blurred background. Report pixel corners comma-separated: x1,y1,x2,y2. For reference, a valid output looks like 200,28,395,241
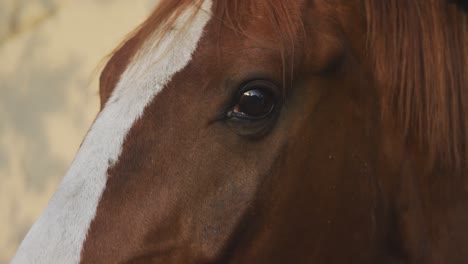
0,0,159,262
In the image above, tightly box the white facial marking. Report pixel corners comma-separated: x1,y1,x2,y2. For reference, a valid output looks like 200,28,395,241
12,1,212,263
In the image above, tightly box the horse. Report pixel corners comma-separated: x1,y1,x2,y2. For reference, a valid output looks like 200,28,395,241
12,0,467,263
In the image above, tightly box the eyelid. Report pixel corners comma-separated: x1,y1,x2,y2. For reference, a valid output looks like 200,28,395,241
235,80,277,101
224,70,281,97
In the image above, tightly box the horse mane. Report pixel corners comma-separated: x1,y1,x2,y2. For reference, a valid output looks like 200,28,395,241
110,0,467,172
364,0,467,172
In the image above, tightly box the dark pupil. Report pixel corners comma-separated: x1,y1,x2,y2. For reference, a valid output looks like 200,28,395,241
236,89,274,117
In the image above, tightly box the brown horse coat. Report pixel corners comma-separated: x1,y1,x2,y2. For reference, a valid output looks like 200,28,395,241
13,0,468,263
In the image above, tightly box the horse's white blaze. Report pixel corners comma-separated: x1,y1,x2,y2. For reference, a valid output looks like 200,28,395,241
12,1,212,263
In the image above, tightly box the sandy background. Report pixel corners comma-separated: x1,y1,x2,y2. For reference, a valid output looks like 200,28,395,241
0,0,159,262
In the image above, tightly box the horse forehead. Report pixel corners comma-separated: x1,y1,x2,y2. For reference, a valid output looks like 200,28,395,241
11,2,213,263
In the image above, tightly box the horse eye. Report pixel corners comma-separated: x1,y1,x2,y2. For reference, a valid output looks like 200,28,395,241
230,81,276,120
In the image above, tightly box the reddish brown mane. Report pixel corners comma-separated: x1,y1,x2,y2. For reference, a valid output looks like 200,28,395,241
364,0,468,172
145,0,304,83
